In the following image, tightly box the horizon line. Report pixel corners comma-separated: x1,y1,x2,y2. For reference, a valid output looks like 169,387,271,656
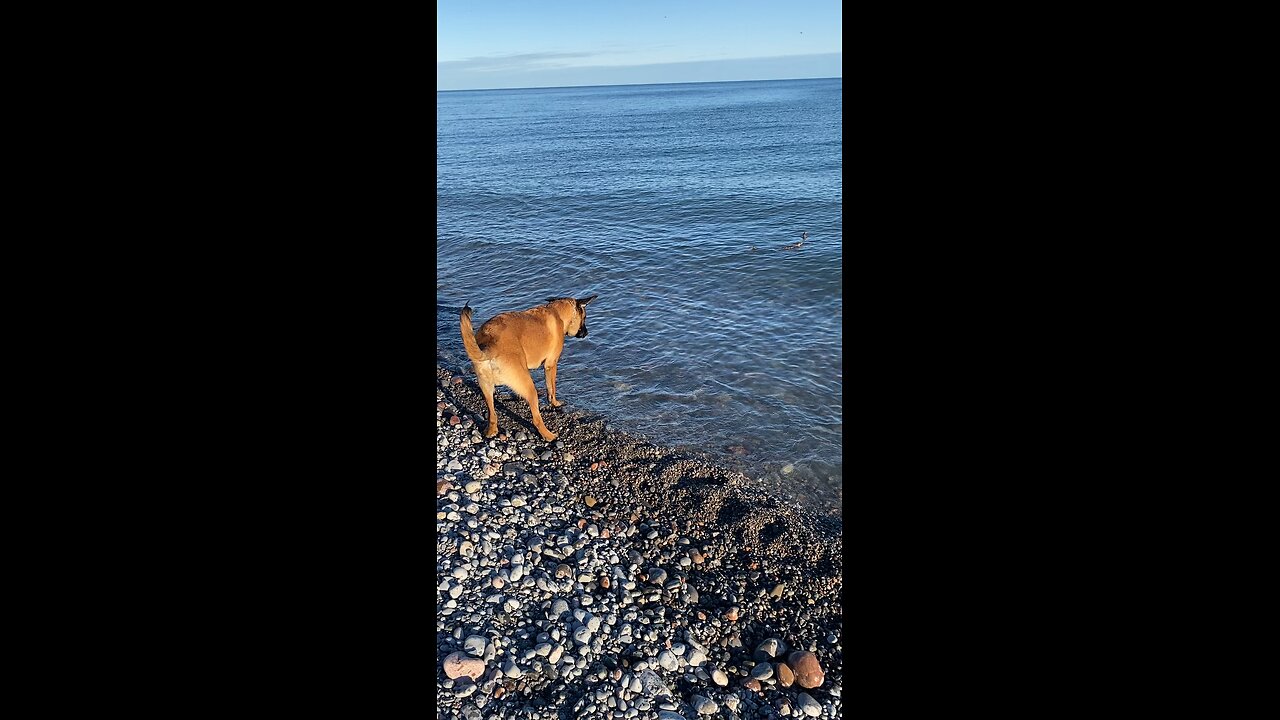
437,75,841,94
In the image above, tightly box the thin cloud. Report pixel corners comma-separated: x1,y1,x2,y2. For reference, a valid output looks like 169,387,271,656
438,53,841,91
438,51,600,74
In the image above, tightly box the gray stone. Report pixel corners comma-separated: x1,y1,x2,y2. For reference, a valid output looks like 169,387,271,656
797,693,822,717
638,669,670,697
754,637,785,660
454,679,477,697
463,635,487,657
691,695,717,715
657,650,677,671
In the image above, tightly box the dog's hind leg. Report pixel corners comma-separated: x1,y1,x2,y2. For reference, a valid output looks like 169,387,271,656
477,376,500,438
509,371,557,442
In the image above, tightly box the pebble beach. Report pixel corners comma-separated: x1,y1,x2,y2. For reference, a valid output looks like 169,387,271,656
436,362,844,719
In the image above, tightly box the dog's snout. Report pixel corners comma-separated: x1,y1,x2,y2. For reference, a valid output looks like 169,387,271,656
576,326,588,338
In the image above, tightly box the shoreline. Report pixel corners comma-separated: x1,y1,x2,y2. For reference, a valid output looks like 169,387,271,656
433,342,844,520
437,362,844,719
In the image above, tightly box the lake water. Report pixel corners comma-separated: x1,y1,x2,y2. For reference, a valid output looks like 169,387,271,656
436,78,842,516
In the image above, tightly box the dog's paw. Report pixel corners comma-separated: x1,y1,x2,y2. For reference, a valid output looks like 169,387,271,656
540,431,558,442
484,426,498,438
550,399,564,407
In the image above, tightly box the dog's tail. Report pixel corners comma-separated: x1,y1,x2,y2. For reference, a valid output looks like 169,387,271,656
459,302,487,362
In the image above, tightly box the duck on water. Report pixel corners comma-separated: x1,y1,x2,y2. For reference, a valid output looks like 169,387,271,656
782,231,809,250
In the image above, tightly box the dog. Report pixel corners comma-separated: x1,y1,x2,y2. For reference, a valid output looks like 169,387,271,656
459,295,598,442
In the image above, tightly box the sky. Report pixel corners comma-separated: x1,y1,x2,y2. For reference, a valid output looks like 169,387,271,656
437,0,842,91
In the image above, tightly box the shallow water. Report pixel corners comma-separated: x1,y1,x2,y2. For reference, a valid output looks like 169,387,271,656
437,78,842,515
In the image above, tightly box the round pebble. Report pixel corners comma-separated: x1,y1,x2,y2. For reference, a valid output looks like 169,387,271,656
796,692,822,717
442,651,484,680
690,695,717,715
788,651,826,689
657,650,677,671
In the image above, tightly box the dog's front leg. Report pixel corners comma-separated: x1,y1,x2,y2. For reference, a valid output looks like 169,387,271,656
546,362,563,407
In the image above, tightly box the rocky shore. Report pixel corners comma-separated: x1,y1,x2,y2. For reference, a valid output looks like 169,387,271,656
436,362,844,719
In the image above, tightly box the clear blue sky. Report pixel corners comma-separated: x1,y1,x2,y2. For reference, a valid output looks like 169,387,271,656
437,0,841,91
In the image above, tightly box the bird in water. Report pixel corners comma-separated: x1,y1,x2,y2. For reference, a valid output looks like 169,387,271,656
781,231,809,250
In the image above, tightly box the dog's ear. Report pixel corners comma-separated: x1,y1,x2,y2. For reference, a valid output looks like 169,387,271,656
577,295,598,306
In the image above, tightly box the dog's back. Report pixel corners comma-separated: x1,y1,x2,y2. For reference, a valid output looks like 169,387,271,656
472,307,558,369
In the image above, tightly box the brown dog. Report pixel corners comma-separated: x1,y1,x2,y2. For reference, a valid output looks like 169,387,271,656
459,295,598,441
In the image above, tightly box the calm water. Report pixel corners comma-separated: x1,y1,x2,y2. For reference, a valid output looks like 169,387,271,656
437,78,842,515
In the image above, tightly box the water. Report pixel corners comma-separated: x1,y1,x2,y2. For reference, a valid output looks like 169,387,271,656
437,78,842,515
